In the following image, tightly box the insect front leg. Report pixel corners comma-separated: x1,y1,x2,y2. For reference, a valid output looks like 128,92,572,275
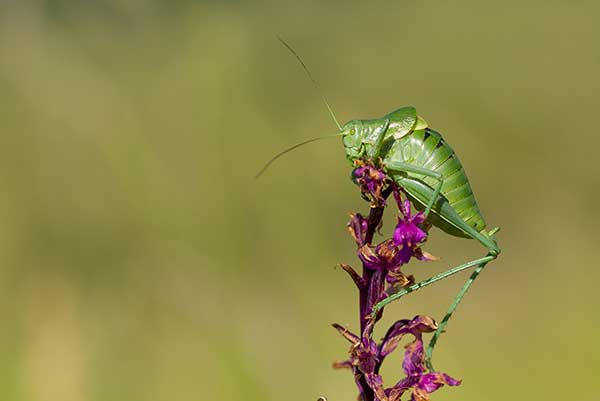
365,119,390,160
383,161,444,218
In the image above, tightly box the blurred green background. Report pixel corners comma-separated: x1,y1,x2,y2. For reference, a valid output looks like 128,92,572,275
1,1,599,400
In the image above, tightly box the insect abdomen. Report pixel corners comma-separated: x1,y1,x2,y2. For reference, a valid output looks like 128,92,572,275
386,128,486,233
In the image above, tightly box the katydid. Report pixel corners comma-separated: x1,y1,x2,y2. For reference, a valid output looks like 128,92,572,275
258,38,501,370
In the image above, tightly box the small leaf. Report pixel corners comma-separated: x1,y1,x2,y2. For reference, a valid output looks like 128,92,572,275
332,323,360,344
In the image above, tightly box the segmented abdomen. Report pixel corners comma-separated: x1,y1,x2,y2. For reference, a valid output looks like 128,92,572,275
386,128,486,232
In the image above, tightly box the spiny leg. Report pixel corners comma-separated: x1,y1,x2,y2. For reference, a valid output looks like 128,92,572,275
424,257,493,371
370,251,498,371
423,227,499,371
370,254,496,316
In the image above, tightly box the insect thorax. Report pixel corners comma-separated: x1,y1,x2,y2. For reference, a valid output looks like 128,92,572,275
342,118,389,164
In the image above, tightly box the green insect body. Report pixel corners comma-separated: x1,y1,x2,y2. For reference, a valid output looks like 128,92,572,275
341,106,500,256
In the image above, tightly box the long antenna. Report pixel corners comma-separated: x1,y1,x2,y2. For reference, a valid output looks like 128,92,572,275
255,133,342,179
277,36,342,131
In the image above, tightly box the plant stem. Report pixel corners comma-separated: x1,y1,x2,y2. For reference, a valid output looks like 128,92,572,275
357,190,391,401
359,204,385,331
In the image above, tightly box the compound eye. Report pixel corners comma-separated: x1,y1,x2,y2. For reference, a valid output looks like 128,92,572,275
350,128,356,136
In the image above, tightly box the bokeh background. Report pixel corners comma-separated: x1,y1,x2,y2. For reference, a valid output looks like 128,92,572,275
1,1,599,400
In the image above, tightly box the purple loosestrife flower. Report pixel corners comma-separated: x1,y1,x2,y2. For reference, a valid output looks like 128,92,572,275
353,161,388,206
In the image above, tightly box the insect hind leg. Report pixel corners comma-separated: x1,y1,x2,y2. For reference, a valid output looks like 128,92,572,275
391,174,501,255
425,252,496,371
381,167,501,370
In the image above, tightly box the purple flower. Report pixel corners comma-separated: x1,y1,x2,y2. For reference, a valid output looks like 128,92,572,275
386,269,415,287
353,336,379,376
347,212,369,247
353,161,388,205
357,240,415,313
412,373,461,401
393,211,426,247
335,185,461,401
379,315,438,360
383,316,461,401
392,188,438,265
358,240,404,271
333,316,460,401
332,324,388,401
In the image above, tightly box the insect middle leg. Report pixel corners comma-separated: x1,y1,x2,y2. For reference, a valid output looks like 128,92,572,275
366,119,390,159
